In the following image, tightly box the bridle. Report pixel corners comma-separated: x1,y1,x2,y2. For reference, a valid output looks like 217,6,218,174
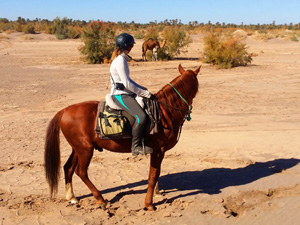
157,83,192,120
155,83,193,142
167,83,192,121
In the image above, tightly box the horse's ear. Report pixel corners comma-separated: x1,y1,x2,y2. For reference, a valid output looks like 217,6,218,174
178,64,185,74
194,65,202,76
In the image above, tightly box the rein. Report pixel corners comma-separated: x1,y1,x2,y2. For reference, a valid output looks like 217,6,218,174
167,83,192,121
155,83,193,142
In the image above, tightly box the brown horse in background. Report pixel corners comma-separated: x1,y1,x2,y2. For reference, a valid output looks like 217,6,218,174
142,38,167,61
44,64,201,211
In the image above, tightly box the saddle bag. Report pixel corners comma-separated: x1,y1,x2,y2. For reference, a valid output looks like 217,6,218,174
96,102,132,139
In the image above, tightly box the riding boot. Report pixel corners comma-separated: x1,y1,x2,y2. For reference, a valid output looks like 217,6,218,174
131,139,153,156
131,124,153,156
131,134,143,156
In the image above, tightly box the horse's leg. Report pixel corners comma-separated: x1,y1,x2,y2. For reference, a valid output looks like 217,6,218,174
75,147,107,208
64,149,78,203
154,182,160,195
145,150,165,211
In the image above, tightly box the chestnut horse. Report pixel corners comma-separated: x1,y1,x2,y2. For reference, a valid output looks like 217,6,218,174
44,64,201,211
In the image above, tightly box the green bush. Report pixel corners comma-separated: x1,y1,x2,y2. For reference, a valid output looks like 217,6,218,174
13,23,23,32
44,24,55,34
161,26,191,59
67,25,81,39
157,48,170,61
145,50,153,61
290,35,298,42
134,32,144,39
53,17,69,40
203,32,252,69
79,21,115,64
143,26,160,41
0,22,13,32
145,49,169,61
22,24,35,34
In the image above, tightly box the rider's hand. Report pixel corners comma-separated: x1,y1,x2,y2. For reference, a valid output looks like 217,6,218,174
150,94,157,100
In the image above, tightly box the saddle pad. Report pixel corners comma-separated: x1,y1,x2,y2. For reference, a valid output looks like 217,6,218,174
95,101,132,139
95,98,160,140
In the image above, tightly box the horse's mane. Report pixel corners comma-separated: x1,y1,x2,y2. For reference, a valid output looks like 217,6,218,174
156,71,199,111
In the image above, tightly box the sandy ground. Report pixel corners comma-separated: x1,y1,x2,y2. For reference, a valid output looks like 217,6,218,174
0,32,300,225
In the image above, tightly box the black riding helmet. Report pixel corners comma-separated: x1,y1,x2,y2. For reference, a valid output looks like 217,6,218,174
115,33,135,50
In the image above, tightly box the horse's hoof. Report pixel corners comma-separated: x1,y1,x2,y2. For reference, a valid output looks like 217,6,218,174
96,199,108,210
154,191,164,197
69,197,79,204
144,205,156,211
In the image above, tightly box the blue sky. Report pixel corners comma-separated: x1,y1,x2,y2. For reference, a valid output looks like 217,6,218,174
1,0,299,25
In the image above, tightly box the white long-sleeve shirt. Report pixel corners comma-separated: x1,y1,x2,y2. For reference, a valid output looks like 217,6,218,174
110,54,151,98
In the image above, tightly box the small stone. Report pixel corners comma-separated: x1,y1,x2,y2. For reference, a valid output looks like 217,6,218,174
163,212,171,217
171,212,182,217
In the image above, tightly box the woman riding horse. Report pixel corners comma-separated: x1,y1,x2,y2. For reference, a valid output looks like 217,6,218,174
110,33,153,156
45,61,201,211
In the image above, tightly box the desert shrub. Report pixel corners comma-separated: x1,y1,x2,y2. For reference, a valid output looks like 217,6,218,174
232,29,247,40
134,32,144,39
22,24,35,34
161,26,192,59
252,30,274,41
53,17,69,39
0,24,11,32
79,21,115,64
143,26,160,41
290,35,298,42
67,25,82,39
67,26,77,39
144,48,169,61
157,48,170,61
13,23,23,32
0,18,9,23
145,51,153,61
203,32,252,69
0,19,13,32
44,24,55,34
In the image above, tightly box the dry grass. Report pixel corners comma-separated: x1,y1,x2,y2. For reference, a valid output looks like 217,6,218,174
251,29,300,42
232,29,248,40
3,29,15,34
0,34,9,39
19,35,34,41
252,30,275,41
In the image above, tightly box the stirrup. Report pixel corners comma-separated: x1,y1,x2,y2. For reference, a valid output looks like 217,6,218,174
144,146,153,154
132,146,153,156
132,146,143,156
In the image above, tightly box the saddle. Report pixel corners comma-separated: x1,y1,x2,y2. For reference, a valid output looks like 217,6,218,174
95,94,160,140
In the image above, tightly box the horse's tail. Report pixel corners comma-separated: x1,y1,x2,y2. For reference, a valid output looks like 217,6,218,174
142,43,145,55
44,109,64,198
